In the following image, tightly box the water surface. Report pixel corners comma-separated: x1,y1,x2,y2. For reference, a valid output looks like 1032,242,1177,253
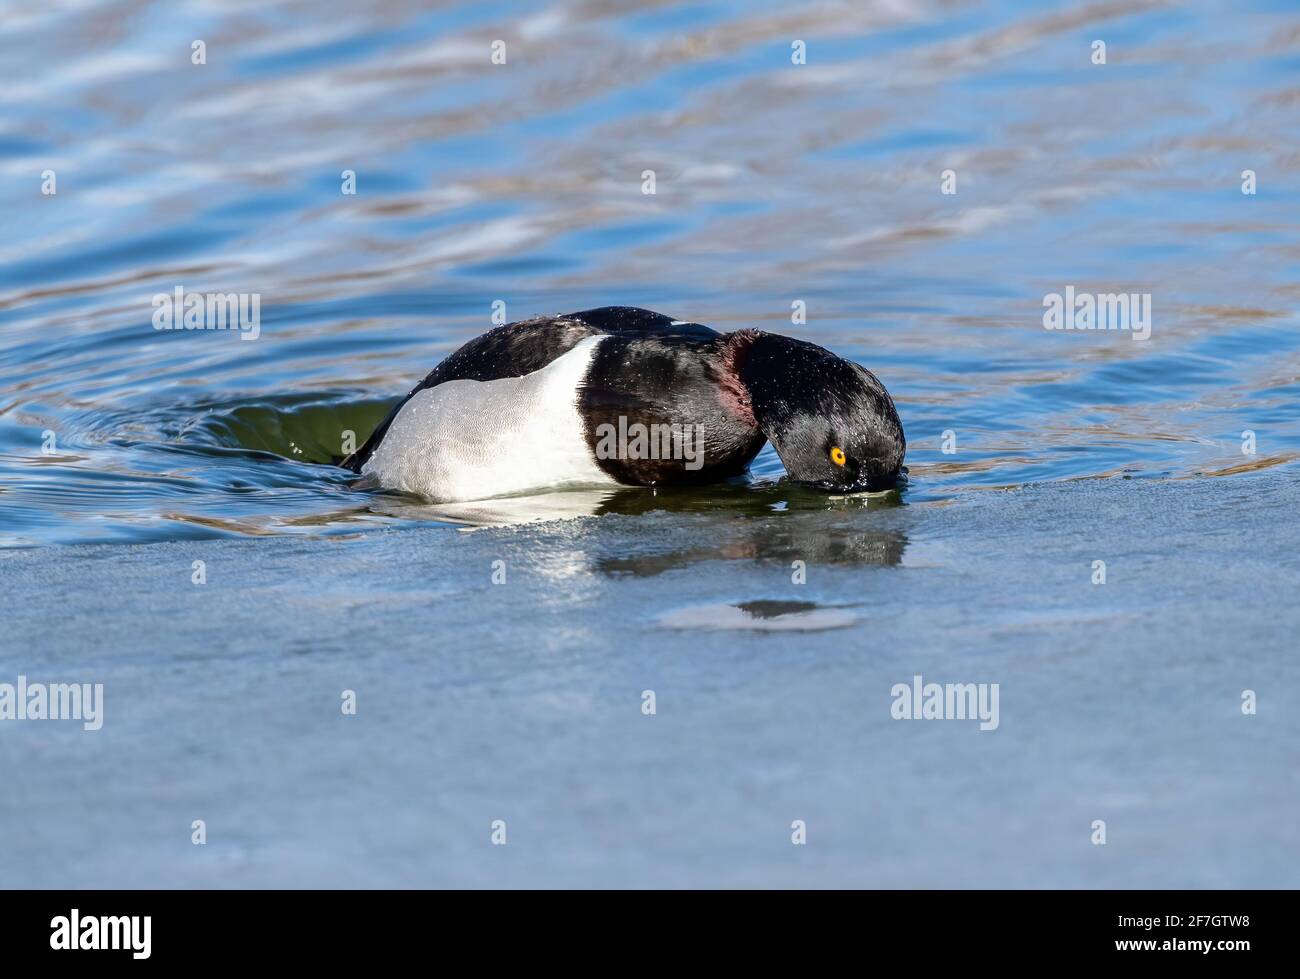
2,0,1297,545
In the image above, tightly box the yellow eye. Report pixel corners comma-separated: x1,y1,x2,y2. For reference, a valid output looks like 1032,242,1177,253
830,447,846,466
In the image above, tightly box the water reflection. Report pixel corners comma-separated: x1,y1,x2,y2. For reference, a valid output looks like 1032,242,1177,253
366,486,620,528
657,600,860,632
361,480,907,564
596,512,908,576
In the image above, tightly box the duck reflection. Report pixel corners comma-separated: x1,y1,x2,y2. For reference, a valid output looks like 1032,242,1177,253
598,481,907,575
359,478,908,573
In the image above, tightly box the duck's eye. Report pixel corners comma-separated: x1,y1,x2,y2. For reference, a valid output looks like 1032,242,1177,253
829,446,847,466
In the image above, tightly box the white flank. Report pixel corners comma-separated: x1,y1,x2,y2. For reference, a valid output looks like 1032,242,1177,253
362,335,617,502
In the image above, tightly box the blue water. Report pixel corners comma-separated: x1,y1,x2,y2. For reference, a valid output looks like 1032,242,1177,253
2,0,1298,545
1,0,1299,888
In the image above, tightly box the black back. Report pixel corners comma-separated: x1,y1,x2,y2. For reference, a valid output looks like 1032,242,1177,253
340,307,743,474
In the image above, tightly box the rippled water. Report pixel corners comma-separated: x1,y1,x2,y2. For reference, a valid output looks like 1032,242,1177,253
1,0,1298,546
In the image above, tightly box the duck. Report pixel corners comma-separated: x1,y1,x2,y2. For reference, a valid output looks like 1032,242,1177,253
341,306,905,502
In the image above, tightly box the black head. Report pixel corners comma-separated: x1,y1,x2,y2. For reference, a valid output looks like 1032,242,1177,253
736,331,905,493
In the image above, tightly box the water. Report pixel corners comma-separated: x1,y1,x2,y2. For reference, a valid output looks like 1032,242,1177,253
4,0,1298,545
2,0,1299,887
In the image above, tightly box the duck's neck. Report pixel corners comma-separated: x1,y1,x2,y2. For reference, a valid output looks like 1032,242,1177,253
724,330,820,438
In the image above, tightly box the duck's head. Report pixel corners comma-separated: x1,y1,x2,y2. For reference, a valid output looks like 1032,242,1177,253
735,331,906,493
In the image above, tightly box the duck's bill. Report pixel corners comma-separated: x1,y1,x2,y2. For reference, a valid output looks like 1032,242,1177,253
803,468,908,494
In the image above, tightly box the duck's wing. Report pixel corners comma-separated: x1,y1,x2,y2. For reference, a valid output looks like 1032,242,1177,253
340,308,713,472
563,306,719,340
